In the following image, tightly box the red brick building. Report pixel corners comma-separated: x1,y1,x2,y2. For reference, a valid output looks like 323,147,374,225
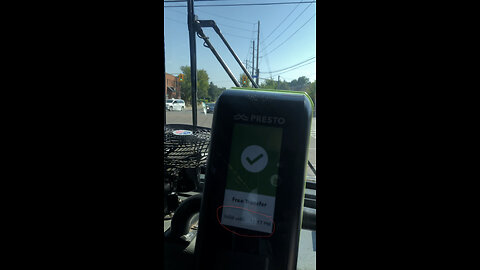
165,73,182,99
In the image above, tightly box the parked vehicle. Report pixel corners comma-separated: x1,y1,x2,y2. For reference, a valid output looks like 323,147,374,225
164,1,316,270
166,99,185,111
206,103,215,113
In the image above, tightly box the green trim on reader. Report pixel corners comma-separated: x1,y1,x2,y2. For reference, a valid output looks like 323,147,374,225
230,87,314,110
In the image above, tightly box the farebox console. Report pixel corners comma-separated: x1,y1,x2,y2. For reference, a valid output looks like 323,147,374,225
194,88,313,270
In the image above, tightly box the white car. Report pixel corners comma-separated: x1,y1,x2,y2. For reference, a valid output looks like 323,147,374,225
166,99,185,111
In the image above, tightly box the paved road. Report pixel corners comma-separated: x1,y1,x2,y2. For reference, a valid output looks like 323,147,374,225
166,109,317,179
166,109,214,128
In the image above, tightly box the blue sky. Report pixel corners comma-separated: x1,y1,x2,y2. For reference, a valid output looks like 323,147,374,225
164,0,316,88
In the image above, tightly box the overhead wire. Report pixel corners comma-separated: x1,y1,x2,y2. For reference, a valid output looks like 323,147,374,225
278,75,295,81
259,30,273,80
222,32,254,40
261,13,316,58
244,42,251,62
244,41,253,68
250,22,257,41
164,1,316,84
164,0,226,2
167,8,256,77
263,56,316,74
169,9,255,31
195,9,256,25
269,59,316,76
262,0,303,43
249,25,256,76
165,16,253,39
164,1,316,8
164,16,186,25
259,75,290,81
166,1,260,67
217,23,256,32
262,1,314,50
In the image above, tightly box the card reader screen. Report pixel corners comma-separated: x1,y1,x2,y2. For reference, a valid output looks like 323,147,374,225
221,123,282,234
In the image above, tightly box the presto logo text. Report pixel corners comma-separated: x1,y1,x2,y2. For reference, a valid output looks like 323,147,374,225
233,113,285,125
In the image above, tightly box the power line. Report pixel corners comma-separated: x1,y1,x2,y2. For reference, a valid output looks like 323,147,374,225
215,22,256,32
278,75,295,81
169,9,254,31
270,59,316,76
258,75,288,82
244,42,252,63
259,75,295,81
165,16,186,24
259,30,273,79
168,9,187,15
263,52,273,79
164,0,250,2
195,9,256,25
249,22,257,40
259,61,315,81
262,59,316,77
222,32,254,40
164,1,316,8
163,0,223,3
262,1,314,50
262,0,303,43
261,13,315,58
165,17,252,39
170,9,255,31
263,56,315,74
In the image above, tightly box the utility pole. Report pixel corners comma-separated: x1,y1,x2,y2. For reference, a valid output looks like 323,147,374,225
252,40,255,77
278,75,280,89
256,21,260,85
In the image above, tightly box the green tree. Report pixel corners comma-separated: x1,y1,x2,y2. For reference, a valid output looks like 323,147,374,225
179,66,209,106
259,77,290,90
180,66,192,104
197,69,209,100
208,82,225,101
290,76,310,91
306,80,316,104
260,78,277,89
277,79,290,90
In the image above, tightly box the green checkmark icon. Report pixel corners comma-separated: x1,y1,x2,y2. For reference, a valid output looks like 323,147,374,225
246,154,264,165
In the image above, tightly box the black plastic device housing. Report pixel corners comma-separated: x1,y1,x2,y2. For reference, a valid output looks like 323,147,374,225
194,89,313,270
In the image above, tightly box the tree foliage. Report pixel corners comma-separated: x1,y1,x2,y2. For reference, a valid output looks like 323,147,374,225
290,76,310,91
208,82,225,102
277,80,290,90
306,80,316,104
259,76,315,107
259,79,277,89
197,69,209,100
259,78,290,90
177,67,314,105
179,66,209,105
